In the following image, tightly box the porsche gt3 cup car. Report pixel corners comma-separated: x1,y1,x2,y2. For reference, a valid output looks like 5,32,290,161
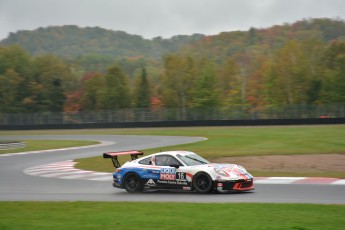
103,150,254,193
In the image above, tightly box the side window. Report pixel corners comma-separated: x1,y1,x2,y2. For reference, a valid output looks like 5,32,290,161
155,155,182,166
166,156,182,166
155,155,168,166
138,157,151,165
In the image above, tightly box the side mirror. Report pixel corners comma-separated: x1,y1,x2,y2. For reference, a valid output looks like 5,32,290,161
170,164,180,169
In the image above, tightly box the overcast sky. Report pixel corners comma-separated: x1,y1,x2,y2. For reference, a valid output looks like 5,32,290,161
1,0,345,40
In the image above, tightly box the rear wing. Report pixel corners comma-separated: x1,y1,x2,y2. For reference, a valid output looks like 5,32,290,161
103,150,144,168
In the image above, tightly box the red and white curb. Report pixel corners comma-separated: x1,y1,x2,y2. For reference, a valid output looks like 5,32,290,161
24,160,112,181
23,160,345,185
255,177,345,185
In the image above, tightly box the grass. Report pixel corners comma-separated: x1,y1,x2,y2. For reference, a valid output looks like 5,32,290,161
1,125,345,176
72,125,345,175
0,140,99,154
0,202,344,230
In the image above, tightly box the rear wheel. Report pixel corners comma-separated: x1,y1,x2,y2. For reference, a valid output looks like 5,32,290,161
123,173,143,193
193,173,213,194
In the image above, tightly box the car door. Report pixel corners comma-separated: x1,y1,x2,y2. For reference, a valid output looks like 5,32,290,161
152,155,191,190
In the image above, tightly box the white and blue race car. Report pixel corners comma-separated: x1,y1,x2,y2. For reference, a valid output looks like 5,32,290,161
103,150,254,193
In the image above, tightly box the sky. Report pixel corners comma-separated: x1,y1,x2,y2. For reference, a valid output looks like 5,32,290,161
1,0,345,40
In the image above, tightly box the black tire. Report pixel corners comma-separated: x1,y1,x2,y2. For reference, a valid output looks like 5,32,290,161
193,173,213,194
123,173,143,193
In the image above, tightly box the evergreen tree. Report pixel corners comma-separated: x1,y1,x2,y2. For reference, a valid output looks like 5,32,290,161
134,68,151,108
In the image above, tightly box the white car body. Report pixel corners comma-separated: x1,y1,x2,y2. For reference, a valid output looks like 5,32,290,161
104,150,254,193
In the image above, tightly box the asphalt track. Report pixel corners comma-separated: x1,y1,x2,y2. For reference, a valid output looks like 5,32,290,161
0,135,344,204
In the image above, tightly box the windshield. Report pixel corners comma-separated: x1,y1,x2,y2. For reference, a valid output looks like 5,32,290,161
177,154,210,166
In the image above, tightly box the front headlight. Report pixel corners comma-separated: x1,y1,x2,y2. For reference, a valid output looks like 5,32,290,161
214,167,228,177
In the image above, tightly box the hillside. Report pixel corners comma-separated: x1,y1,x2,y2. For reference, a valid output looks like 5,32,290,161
0,25,204,58
1,18,344,61
177,18,345,61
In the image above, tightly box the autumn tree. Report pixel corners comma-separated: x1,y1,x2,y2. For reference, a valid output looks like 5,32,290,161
263,40,311,106
80,72,105,111
218,57,243,107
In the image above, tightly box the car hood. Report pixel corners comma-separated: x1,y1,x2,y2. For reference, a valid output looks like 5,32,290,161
192,163,253,180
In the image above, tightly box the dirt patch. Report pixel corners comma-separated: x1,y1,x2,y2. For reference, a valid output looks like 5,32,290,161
212,154,345,174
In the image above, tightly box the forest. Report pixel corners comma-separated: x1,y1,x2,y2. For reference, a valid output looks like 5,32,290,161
0,18,344,119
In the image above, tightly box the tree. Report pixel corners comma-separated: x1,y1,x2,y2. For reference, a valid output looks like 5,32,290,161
321,41,345,103
0,45,34,112
218,58,243,107
133,68,151,108
80,72,105,111
32,55,71,111
0,69,24,112
263,40,310,106
161,54,196,118
190,59,220,108
103,64,131,109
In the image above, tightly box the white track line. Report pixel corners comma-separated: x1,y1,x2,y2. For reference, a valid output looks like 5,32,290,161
0,141,115,157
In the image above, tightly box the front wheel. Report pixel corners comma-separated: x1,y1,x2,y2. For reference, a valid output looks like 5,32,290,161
193,173,213,194
123,173,143,193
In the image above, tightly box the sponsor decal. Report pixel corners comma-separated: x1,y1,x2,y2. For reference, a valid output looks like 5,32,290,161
160,167,176,180
157,180,188,185
145,179,156,186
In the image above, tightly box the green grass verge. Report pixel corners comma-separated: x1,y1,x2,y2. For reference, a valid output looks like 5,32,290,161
1,125,345,176
0,202,344,230
5,125,341,157
0,140,99,154
72,125,345,176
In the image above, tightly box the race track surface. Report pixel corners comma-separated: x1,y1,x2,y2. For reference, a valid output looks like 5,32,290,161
0,135,344,204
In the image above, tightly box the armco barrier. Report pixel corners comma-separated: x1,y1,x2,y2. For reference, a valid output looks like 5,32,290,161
0,118,344,130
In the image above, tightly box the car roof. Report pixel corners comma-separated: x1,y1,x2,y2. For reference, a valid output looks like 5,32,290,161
149,151,196,157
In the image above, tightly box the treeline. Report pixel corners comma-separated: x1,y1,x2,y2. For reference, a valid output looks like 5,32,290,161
0,18,345,114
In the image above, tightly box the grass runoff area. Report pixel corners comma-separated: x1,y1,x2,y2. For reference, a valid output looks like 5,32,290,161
0,202,344,230
1,126,344,229
70,125,345,177
1,125,345,177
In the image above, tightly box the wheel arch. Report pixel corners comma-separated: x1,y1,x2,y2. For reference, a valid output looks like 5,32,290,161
122,171,144,193
192,171,215,193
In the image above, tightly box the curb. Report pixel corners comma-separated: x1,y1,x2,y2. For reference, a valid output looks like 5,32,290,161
254,176,345,185
0,142,26,150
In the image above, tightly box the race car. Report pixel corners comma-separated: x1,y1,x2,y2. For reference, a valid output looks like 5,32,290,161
103,150,254,193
